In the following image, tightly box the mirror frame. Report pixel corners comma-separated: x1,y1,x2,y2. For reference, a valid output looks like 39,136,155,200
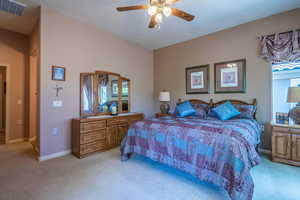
80,71,131,117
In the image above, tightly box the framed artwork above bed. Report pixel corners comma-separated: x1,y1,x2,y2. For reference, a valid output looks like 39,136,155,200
186,65,209,94
214,59,246,93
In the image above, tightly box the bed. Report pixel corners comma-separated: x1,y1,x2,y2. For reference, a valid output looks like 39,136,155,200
121,99,262,200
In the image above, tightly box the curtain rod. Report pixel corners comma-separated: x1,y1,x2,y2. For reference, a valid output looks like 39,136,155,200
257,29,300,40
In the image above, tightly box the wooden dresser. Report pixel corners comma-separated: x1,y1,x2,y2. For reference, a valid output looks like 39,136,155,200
271,122,300,167
72,113,144,158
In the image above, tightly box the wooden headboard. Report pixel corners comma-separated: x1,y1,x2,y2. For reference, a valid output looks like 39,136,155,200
213,99,257,107
177,98,257,119
177,98,212,106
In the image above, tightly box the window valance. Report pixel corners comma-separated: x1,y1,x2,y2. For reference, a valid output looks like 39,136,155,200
260,30,300,63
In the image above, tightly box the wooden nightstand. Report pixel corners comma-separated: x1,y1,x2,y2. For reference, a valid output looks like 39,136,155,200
155,113,171,118
271,121,300,167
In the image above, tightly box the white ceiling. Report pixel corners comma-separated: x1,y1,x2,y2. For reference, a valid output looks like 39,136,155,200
2,0,300,49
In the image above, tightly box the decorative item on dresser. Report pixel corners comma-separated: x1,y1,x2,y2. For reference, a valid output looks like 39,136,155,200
72,113,143,158
271,121,300,167
159,91,170,114
287,87,300,125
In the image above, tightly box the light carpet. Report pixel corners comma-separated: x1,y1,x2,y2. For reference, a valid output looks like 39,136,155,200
0,142,299,200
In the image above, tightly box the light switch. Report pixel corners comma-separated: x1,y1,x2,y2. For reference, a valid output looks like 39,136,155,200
17,100,22,105
53,100,63,108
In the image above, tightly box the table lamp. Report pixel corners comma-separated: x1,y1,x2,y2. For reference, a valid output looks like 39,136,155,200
159,91,170,114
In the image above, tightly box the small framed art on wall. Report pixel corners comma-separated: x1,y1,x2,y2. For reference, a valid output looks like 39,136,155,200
186,65,210,94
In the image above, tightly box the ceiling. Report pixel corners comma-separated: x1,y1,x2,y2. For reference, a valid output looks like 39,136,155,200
1,0,300,49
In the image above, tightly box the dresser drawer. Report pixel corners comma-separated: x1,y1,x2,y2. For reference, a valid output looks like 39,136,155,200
107,118,129,126
80,120,106,132
290,128,300,134
273,126,289,133
129,115,143,123
80,140,106,155
80,129,106,144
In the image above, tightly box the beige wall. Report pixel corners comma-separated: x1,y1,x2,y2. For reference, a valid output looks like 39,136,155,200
0,29,29,140
154,8,300,150
39,7,154,156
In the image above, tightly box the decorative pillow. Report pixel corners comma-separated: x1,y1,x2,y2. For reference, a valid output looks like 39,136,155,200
190,103,209,118
234,104,256,119
176,101,196,117
212,101,241,120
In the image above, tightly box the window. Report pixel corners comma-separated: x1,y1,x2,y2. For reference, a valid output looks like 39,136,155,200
272,61,300,119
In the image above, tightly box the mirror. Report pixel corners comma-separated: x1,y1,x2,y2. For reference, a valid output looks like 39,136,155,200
120,77,130,113
80,71,131,117
96,72,120,114
80,73,95,116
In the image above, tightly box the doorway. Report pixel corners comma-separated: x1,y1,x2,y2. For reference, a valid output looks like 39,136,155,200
0,66,6,144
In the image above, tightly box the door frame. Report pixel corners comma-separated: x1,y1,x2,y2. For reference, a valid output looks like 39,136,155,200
0,64,10,144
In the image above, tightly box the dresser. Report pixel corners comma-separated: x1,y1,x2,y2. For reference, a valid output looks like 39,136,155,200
271,122,300,167
72,113,144,158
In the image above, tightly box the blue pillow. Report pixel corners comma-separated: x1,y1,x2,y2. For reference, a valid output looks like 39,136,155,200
176,101,196,117
212,101,241,120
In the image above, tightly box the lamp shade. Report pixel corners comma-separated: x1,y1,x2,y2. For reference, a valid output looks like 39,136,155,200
287,87,300,103
159,91,170,102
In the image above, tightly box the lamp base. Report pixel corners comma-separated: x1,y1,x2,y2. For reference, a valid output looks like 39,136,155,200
289,104,300,125
160,102,170,114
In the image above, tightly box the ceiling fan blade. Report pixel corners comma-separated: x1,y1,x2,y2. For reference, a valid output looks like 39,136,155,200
166,0,181,4
149,15,157,29
171,8,195,21
116,5,149,12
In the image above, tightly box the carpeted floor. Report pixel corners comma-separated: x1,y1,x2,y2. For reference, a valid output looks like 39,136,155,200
0,142,299,200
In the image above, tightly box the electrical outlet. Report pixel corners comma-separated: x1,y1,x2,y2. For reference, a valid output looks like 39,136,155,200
17,100,22,105
17,120,23,125
52,128,59,136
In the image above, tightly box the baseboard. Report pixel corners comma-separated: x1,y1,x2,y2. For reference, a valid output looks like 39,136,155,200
38,149,71,162
8,138,25,144
258,148,272,155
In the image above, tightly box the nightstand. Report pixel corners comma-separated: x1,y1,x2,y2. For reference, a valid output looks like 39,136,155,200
155,113,171,118
271,121,300,167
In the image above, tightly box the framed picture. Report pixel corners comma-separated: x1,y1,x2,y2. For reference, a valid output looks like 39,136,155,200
52,66,66,81
186,65,209,94
214,59,246,93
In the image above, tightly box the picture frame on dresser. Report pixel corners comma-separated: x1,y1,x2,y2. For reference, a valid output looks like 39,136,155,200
186,65,210,94
214,59,246,93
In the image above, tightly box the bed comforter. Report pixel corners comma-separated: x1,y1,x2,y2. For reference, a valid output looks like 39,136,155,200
121,116,262,200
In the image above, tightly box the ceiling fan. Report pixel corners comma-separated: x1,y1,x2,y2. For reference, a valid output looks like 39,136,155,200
116,0,195,29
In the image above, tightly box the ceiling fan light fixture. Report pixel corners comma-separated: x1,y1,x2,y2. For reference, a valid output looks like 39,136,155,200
155,13,163,23
163,6,172,17
148,5,157,16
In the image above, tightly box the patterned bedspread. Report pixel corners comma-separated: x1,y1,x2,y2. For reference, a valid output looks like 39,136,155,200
121,116,262,200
